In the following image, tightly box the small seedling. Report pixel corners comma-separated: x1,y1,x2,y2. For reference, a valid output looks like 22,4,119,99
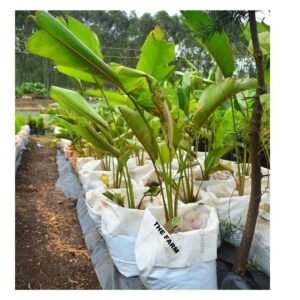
103,190,125,207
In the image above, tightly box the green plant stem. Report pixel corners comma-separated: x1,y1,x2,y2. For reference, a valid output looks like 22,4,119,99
230,97,244,195
97,82,136,207
126,92,171,222
167,148,174,220
123,162,135,208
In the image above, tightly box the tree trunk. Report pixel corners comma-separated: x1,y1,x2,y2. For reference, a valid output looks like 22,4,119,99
232,10,266,274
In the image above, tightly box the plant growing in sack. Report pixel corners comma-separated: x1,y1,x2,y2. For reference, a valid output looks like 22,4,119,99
130,13,260,290
182,10,271,277
26,11,261,288
26,11,167,278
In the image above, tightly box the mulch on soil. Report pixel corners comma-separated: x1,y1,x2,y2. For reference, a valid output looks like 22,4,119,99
15,135,100,289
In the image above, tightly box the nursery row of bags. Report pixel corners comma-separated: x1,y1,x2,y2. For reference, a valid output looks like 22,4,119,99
57,138,270,289
15,125,30,159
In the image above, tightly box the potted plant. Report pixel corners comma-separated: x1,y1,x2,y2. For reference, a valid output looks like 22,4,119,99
26,113,37,135
36,116,46,135
26,10,267,288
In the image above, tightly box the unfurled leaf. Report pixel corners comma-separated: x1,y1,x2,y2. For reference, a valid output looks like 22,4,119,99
212,109,249,149
27,11,124,89
70,124,120,157
55,66,98,84
244,21,270,42
67,15,103,58
248,31,270,56
204,144,235,174
112,64,155,112
193,78,257,130
50,86,109,130
136,26,175,82
181,11,235,78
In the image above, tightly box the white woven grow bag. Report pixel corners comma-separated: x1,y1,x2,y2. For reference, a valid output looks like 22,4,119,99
202,192,270,275
78,169,141,192
135,203,219,289
79,158,118,174
98,187,166,277
126,157,154,183
85,187,107,224
76,156,95,174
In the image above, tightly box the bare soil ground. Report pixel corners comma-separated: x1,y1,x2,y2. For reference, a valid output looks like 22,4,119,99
15,98,55,111
15,135,100,289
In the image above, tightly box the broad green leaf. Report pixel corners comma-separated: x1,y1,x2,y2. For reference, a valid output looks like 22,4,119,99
181,11,235,78
248,31,270,85
86,89,130,106
244,21,270,42
260,93,270,106
170,106,186,131
134,89,156,112
213,110,233,148
193,90,203,100
213,108,249,148
71,124,120,157
204,145,235,174
112,64,155,112
149,117,161,138
27,11,123,89
67,16,103,59
50,86,109,130
264,67,270,86
193,78,257,130
56,66,98,84
248,31,270,56
176,71,191,116
157,141,175,165
260,93,270,130
119,106,158,161
207,162,234,176
136,26,175,82
233,95,247,118
189,99,197,112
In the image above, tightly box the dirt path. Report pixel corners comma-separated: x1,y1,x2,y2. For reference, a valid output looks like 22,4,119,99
15,135,100,289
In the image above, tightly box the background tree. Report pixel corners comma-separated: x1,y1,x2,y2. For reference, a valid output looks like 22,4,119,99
16,10,255,90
